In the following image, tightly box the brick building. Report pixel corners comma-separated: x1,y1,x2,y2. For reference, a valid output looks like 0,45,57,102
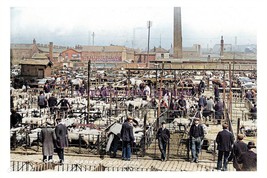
61,48,82,62
81,45,134,63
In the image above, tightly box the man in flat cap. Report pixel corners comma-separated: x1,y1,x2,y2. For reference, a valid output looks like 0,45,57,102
238,141,257,171
120,116,135,161
188,117,205,163
156,121,170,161
232,134,248,171
55,118,68,164
215,123,234,171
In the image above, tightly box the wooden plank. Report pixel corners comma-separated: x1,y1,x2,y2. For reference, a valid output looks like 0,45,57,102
141,160,150,168
158,160,165,170
162,160,171,171
145,159,154,169
180,161,187,171
184,162,191,171
197,164,203,171
152,160,161,170
192,164,202,171
176,161,183,171
188,162,194,171
170,160,178,171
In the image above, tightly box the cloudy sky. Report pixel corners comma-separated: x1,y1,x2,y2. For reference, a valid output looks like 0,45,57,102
10,0,258,50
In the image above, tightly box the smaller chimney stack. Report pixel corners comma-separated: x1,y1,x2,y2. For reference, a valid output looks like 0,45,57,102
220,36,224,59
49,42,53,60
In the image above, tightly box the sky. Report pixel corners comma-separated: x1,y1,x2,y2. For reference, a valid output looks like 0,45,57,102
10,0,258,50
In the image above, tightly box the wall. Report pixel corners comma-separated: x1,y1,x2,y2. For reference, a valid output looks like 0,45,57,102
21,65,51,78
61,49,81,61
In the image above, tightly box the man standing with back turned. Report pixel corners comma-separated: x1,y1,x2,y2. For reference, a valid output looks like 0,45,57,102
216,123,234,171
55,118,68,164
120,116,135,161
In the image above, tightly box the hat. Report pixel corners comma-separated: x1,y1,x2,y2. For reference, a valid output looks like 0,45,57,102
222,123,228,129
247,141,256,149
56,118,62,122
237,134,244,140
161,121,166,125
127,116,133,120
194,118,200,121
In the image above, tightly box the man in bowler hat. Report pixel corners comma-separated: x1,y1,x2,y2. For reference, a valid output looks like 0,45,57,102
238,141,257,171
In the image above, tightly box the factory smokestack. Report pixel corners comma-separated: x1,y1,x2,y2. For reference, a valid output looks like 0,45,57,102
49,42,53,60
220,36,224,59
173,7,183,59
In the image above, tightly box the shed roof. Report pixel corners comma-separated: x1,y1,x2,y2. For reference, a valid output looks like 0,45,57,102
32,53,60,59
19,59,52,66
10,44,34,50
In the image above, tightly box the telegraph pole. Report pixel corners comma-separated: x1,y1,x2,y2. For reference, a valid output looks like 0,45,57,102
147,21,152,67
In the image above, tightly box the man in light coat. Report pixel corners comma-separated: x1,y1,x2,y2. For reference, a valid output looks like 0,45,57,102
40,121,55,162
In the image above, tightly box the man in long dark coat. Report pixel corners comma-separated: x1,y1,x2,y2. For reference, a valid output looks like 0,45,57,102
233,134,247,171
120,116,135,161
238,141,257,171
55,119,68,164
216,123,234,171
156,121,170,161
40,122,55,162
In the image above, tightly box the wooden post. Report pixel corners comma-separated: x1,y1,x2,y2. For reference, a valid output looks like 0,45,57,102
229,62,233,122
87,60,91,124
237,118,240,135
143,112,147,156
223,70,226,119
127,69,130,97
157,62,164,129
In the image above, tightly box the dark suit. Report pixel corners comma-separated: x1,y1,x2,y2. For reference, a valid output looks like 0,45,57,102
120,121,134,160
48,96,57,114
156,128,170,161
214,101,224,123
233,140,247,171
238,150,257,171
189,124,205,162
55,123,68,163
216,129,234,170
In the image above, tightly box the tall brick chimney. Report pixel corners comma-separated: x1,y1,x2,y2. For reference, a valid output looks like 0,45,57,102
173,7,183,59
49,42,53,60
220,36,224,59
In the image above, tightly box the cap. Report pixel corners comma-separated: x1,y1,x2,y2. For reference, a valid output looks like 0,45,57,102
194,117,200,121
247,141,256,149
237,134,244,140
127,116,133,120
